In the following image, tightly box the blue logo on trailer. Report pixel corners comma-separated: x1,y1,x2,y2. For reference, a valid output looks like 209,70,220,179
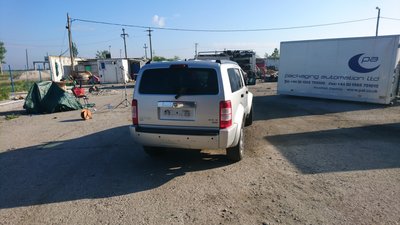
348,53,380,73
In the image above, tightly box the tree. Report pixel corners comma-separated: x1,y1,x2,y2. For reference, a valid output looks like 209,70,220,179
152,56,167,61
72,42,78,57
152,55,180,62
270,48,279,59
0,41,6,74
95,50,110,59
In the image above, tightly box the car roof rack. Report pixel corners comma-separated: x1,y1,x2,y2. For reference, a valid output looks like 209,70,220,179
214,59,238,65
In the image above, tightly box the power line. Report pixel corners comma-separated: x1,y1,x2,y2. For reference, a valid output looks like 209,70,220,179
77,38,120,46
5,39,120,48
72,17,376,33
60,22,68,56
6,42,66,48
59,48,69,57
381,17,400,21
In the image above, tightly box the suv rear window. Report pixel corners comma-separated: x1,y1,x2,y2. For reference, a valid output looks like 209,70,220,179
139,68,219,95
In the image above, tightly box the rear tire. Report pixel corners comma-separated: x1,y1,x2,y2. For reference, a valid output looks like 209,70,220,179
245,107,253,126
226,126,244,162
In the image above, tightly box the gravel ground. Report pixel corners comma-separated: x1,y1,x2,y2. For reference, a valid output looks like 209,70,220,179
0,82,399,225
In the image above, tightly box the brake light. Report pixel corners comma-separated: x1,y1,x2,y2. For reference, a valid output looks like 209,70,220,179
169,64,188,69
132,99,138,125
219,100,232,129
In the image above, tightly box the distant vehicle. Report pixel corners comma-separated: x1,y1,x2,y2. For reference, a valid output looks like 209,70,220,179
129,60,255,161
197,50,258,80
278,35,400,104
256,58,267,78
264,71,278,82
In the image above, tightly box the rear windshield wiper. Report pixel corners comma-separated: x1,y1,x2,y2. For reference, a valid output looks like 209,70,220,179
175,87,187,99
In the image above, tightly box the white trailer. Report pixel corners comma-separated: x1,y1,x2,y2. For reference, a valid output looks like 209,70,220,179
48,56,85,81
278,35,400,104
97,59,130,84
266,58,280,70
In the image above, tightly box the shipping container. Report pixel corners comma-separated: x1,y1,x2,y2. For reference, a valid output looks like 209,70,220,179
278,35,400,104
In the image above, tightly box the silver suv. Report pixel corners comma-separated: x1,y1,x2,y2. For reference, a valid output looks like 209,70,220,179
129,60,254,161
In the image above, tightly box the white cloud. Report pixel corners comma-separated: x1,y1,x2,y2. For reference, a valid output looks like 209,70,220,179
152,15,166,27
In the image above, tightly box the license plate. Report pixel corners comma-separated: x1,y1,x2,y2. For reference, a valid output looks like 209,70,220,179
158,101,196,121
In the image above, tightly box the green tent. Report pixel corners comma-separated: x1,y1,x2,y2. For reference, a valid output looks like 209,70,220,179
23,81,82,114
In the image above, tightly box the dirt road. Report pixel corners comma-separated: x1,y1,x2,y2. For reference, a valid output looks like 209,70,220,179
0,82,399,225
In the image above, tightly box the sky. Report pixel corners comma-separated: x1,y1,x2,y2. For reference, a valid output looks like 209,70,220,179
1,0,399,69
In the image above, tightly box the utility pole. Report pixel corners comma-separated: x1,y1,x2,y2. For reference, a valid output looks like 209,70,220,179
146,28,153,60
143,43,148,59
375,7,381,36
66,13,74,76
25,49,29,70
121,28,129,59
195,43,198,59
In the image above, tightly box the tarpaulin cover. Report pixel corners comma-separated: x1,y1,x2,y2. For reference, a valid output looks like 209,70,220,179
23,81,82,114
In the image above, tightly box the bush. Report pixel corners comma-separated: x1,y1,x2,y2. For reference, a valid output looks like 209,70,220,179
0,90,8,100
0,80,35,101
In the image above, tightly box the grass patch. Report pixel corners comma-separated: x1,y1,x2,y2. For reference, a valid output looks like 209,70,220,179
5,114,20,120
0,79,35,101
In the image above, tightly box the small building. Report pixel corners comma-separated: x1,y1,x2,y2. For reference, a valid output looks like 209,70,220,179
128,58,146,80
77,59,99,77
48,56,84,82
48,56,146,84
96,58,146,83
97,59,130,83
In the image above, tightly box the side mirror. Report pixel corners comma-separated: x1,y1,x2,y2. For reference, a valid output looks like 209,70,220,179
246,77,256,86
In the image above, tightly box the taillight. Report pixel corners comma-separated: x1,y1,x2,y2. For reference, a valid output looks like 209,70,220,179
219,100,232,129
169,64,188,69
132,99,138,125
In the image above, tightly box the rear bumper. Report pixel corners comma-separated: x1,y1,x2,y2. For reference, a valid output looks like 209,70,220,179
129,125,238,149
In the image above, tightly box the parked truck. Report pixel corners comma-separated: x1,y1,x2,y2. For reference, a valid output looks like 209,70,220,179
197,50,258,79
277,35,400,104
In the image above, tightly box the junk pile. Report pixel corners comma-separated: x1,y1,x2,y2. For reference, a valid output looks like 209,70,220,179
23,81,82,114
